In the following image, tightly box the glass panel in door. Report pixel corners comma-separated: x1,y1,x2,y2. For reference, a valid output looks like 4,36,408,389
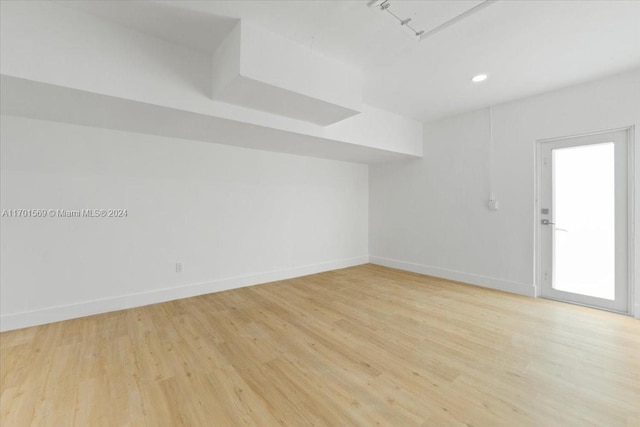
552,142,615,300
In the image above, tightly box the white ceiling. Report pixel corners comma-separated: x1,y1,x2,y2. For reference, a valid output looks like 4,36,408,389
63,0,640,122
365,0,640,121
61,0,238,54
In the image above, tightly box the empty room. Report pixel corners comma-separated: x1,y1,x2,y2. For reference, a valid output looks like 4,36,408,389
1,0,639,425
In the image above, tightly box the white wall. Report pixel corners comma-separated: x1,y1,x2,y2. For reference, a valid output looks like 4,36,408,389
370,70,640,311
0,116,369,331
239,21,362,111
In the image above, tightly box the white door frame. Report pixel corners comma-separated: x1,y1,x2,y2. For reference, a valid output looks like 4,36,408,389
535,126,635,315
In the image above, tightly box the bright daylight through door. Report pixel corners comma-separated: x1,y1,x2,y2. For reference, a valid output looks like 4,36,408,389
552,142,615,300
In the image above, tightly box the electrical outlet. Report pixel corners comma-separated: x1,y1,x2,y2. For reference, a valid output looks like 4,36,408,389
176,262,183,273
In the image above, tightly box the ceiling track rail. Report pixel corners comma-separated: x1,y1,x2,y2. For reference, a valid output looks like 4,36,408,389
368,0,498,41
419,0,499,41
368,0,425,37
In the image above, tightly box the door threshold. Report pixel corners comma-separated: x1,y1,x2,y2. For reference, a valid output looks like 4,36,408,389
540,296,630,316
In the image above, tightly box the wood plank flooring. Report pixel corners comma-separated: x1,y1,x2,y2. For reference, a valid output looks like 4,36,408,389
1,264,639,426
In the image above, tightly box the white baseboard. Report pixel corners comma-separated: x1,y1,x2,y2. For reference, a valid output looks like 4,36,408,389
370,256,536,297
0,256,369,332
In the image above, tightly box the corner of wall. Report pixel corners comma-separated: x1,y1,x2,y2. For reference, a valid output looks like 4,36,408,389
369,256,536,297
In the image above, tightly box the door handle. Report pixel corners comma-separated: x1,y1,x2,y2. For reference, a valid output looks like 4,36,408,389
541,219,568,232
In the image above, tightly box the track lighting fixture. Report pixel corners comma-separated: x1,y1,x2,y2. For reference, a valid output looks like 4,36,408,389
367,0,425,39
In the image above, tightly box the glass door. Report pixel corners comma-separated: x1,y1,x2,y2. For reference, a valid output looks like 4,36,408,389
539,130,629,313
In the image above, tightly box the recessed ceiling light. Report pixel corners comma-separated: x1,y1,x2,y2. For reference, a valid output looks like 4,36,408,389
472,74,488,83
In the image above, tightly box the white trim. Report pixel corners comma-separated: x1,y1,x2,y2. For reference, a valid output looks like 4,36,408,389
628,126,636,317
535,125,637,144
0,256,369,332
534,137,543,298
370,256,535,297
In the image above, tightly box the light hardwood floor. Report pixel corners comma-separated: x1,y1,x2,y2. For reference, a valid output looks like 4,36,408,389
1,264,639,426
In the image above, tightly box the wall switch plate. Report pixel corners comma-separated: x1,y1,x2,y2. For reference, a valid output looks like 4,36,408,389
176,262,183,273
487,199,499,211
